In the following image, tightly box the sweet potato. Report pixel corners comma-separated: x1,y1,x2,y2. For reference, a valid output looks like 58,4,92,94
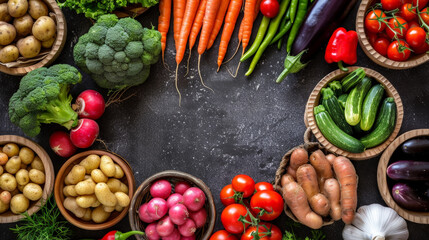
324,178,341,220
282,182,323,229
289,148,309,178
296,164,319,199
286,166,296,179
333,156,357,224
309,193,330,216
281,174,295,187
325,154,336,165
309,150,333,191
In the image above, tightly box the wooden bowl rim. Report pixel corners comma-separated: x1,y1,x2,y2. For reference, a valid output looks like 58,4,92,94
129,170,216,240
0,135,54,223
377,129,429,224
54,150,135,230
356,0,429,69
304,66,404,160
0,0,67,76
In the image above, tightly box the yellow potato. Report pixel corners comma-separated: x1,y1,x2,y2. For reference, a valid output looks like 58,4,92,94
0,45,19,63
115,205,123,212
91,169,107,183
7,0,28,18
0,22,16,45
113,164,124,179
81,208,92,221
0,3,11,22
0,166,3,175
76,195,97,208
18,147,34,165
13,14,33,36
2,143,19,157
23,183,42,201
30,156,44,172
15,169,29,186
28,0,48,19
100,155,116,177
10,194,29,214
106,178,128,193
29,169,45,184
75,179,95,195
64,165,85,185
32,16,55,41
0,152,8,165
63,185,77,197
79,154,100,174
63,197,86,218
91,205,111,223
114,192,130,208
17,183,25,192
94,182,117,207
103,205,115,213
17,35,41,58
0,199,9,213
0,173,17,191
41,35,55,48
91,199,100,208
5,156,21,174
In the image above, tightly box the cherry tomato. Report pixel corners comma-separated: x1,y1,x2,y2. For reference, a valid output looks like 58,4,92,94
220,184,236,206
367,32,378,45
419,7,429,25
221,204,250,234
365,10,387,33
406,26,427,47
373,37,391,56
260,0,280,18
412,40,429,53
250,190,284,221
387,40,411,61
210,230,239,240
381,0,402,10
232,175,255,198
408,20,420,28
386,17,409,39
255,182,274,192
413,0,429,10
400,3,417,21
401,0,413,3
241,223,282,240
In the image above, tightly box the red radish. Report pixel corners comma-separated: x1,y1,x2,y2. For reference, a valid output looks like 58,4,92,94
167,193,184,208
138,203,154,223
150,179,172,199
146,198,168,220
189,208,207,228
156,216,175,237
0,191,11,204
74,90,105,120
169,203,189,225
162,228,181,240
145,223,160,240
181,235,196,240
183,187,206,211
178,219,196,237
175,181,191,194
70,119,99,148
49,131,76,157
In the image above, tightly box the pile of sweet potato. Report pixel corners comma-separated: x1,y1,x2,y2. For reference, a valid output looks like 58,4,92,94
280,148,358,229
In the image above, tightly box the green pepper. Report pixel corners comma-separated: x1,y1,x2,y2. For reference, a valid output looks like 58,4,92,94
270,21,292,45
290,0,299,23
240,16,271,61
286,0,309,53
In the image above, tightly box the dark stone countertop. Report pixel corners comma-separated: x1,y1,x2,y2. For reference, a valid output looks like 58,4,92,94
0,2,428,240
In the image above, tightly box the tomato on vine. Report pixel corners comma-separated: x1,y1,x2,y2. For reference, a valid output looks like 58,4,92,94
386,17,409,39
381,0,402,11
400,3,417,21
413,0,429,10
241,223,282,240
220,184,238,206
373,37,391,56
210,230,239,240
365,10,387,33
419,7,429,25
387,40,411,61
255,182,274,192
221,204,250,234
406,26,427,48
412,40,429,53
250,190,284,221
232,175,255,198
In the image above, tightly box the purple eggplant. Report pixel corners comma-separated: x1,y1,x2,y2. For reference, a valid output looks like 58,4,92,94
387,160,429,181
392,183,429,212
401,138,429,155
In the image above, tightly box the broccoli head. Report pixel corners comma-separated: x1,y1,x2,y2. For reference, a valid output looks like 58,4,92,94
8,64,82,137
73,14,161,90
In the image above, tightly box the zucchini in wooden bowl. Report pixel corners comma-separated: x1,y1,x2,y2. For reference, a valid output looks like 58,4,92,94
304,67,404,160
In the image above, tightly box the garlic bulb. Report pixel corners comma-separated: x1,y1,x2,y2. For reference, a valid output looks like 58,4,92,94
342,204,409,240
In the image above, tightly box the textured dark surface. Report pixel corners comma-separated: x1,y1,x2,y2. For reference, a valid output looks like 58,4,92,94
1,2,429,240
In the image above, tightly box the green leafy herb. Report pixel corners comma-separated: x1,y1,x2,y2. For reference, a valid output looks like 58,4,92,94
282,219,326,240
10,196,72,240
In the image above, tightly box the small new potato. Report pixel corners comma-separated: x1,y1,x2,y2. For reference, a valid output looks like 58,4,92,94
41,35,55,48
100,155,116,177
7,0,28,18
28,0,48,19
0,152,8,165
32,16,56,41
17,183,25,192
13,14,33,36
0,22,16,46
94,182,117,207
64,165,85,185
91,205,111,223
17,35,41,58
10,193,29,214
23,182,42,201
114,164,124,179
29,168,45,184
103,205,115,213
0,45,19,63
0,166,3,175
5,156,21,174
0,199,9,213
0,190,11,204
81,208,92,221
1,173,17,191
91,169,107,183
75,178,96,195
115,205,123,212
76,195,97,208
79,154,100,174
2,143,19,157
18,146,34,164
0,3,11,22
63,185,77,197
63,197,86,218
30,156,44,172
114,192,130,208
15,169,29,185
106,178,128,193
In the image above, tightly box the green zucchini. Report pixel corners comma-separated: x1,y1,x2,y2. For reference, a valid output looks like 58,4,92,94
345,77,372,126
328,81,343,97
341,68,366,92
360,84,385,131
338,94,348,110
321,88,353,135
314,105,365,153
360,97,396,149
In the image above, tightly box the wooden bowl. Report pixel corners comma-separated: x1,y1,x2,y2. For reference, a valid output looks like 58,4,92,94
0,135,54,223
129,170,216,240
113,4,149,18
356,0,429,69
0,0,67,76
54,150,135,230
304,67,404,160
377,129,429,224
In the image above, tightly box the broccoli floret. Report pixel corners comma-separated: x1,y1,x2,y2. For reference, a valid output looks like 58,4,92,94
117,18,143,41
8,65,82,137
114,51,127,63
127,60,143,76
88,25,108,45
142,28,162,56
105,25,129,51
85,42,100,59
125,41,144,59
98,44,115,65
96,14,118,28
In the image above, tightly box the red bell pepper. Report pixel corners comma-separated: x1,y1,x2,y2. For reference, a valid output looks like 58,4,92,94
101,230,144,240
325,27,358,72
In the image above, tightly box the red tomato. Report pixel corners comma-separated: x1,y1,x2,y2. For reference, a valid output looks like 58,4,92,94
406,26,427,47
255,182,274,192
412,40,429,53
401,0,413,3
386,17,409,39
419,7,429,25
367,32,378,45
387,40,412,61
221,204,250,234
373,37,391,56
365,10,387,33
210,230,239,240
382,0,402,10
260,0,280,18
408,20,420,28
241,223,282,240
400,3,417,21
250,190,284,221
232,175,255,198
220,184,236,206
413,0,429,10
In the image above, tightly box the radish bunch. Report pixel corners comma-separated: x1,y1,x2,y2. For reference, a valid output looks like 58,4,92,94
139,180,208,240
49,90,105,157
